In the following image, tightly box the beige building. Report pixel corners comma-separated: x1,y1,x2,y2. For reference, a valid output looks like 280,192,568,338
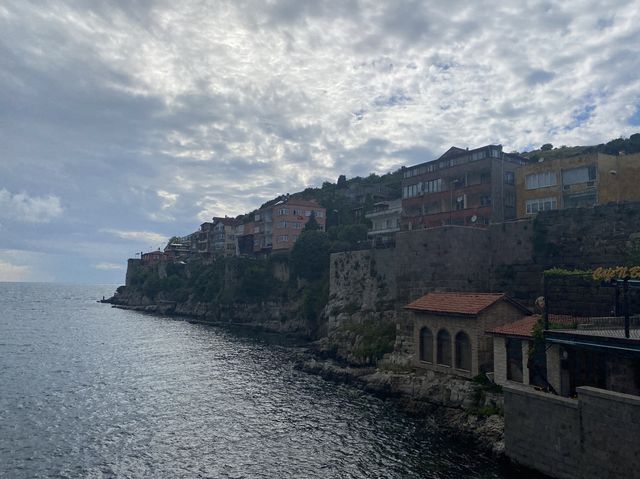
406,292,530,378
516,152,640,217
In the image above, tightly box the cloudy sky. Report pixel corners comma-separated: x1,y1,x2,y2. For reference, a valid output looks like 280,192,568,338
1,0,639,283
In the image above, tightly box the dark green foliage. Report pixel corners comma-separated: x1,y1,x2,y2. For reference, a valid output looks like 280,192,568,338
302,276,330,322
540,143,553,151
304,211,321,231
347,320,396,362
291,230,330,281
327,223,368,251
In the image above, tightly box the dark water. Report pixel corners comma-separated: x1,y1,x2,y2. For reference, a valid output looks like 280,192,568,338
1,283,517,478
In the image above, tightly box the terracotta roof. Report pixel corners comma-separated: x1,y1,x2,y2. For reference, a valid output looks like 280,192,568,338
487,314,583,338
405,292,528,315
488,315,540,338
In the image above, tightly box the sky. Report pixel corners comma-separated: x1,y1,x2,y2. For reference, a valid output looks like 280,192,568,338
1,0,640,283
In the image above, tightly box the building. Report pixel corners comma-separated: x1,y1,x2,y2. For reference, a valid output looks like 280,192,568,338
140,250,165,265
211,217,240,257
365,199,401,246
406,292,530,378
401,145,527,230
516,152,640,217
252,196,326,254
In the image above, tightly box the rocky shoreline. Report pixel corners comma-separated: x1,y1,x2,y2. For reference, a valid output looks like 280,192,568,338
105,299,507,459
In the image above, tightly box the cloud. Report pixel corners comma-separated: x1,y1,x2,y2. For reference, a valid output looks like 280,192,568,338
0,259,31,282
0,188,63,223
1,0,640,283
101,228,168,246
93,262,125,271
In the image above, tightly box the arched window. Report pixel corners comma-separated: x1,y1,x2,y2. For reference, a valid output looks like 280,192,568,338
419,327,433,363
437,329,452,366
455,331,472,371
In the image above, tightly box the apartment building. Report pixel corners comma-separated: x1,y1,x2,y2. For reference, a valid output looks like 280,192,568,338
252,196,326,253
365,199,401,245
401,145,527,229
516,152,640,217
211,217,240,257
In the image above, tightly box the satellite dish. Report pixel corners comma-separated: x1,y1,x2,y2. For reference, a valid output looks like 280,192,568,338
471,215,478,223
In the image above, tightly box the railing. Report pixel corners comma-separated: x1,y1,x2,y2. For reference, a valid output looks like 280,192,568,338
547,314,640,340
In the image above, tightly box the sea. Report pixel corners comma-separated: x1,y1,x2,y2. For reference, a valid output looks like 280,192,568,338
0,282,531,478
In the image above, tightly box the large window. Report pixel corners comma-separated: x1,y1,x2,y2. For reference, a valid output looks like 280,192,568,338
437,329,452,366
424,178,443,194
455,332,472,371
403,183,422,199
525,197,557,214
525,171,557,189
419,327,433,363
562,165,596,185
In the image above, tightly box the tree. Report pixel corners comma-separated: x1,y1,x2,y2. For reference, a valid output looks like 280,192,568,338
304,211,321,231
541,143,553,151
290,230,330,280
337,174,347,188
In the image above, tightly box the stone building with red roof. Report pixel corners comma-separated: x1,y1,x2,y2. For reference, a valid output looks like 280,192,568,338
405,292,530,378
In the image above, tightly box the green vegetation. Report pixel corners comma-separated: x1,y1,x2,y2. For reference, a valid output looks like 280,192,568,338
290,230,330,281
521,132,640,161
345,320,396,361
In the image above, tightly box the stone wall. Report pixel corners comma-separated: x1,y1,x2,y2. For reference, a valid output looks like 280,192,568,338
504,384,640,479
328,202,640,363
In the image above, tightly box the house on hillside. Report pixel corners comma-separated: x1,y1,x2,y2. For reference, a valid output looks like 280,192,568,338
401,145,528,230
365,199,401,246
405,292,530,378
516,152,640,217
250,196,326,254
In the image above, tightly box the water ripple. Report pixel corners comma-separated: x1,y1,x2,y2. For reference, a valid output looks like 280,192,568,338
1,283,515,478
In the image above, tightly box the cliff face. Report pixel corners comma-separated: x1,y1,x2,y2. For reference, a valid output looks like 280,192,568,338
109,257,319,338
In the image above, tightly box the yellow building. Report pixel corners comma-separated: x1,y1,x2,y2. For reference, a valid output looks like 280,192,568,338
516,152,640,217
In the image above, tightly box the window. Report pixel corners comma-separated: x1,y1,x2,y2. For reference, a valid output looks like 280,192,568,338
525,171,557,189
424,178,442,194
402,183,422,199
304,210,312,216
562,165,596,185
504,171,515,185
480,195,492,206
506,338,523,382
525,197,557,214
455,332,472,371
278,235,289,242
276,221,287,229
455,195,466,210
480,171,491,184
419,327,433,363
278,208,289,216
315,210,324,218
291,222,303,229
437,329,452,366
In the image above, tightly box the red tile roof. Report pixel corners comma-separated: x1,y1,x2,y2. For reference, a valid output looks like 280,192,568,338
404,292,526,315
488,315,540,338
487,314,582,338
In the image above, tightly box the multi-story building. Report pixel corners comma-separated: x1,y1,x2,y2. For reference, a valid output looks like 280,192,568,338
516,152,640,217
401,145,527,230
211,217,240,257
365,199,402,246
251,196,326,253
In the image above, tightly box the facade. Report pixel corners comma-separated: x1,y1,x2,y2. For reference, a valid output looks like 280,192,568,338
401,145,527,230
516,152,640,217
252,197,326,253
140,250,165,265
406,292,530,378
211,217,239,257
365,199,401,245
